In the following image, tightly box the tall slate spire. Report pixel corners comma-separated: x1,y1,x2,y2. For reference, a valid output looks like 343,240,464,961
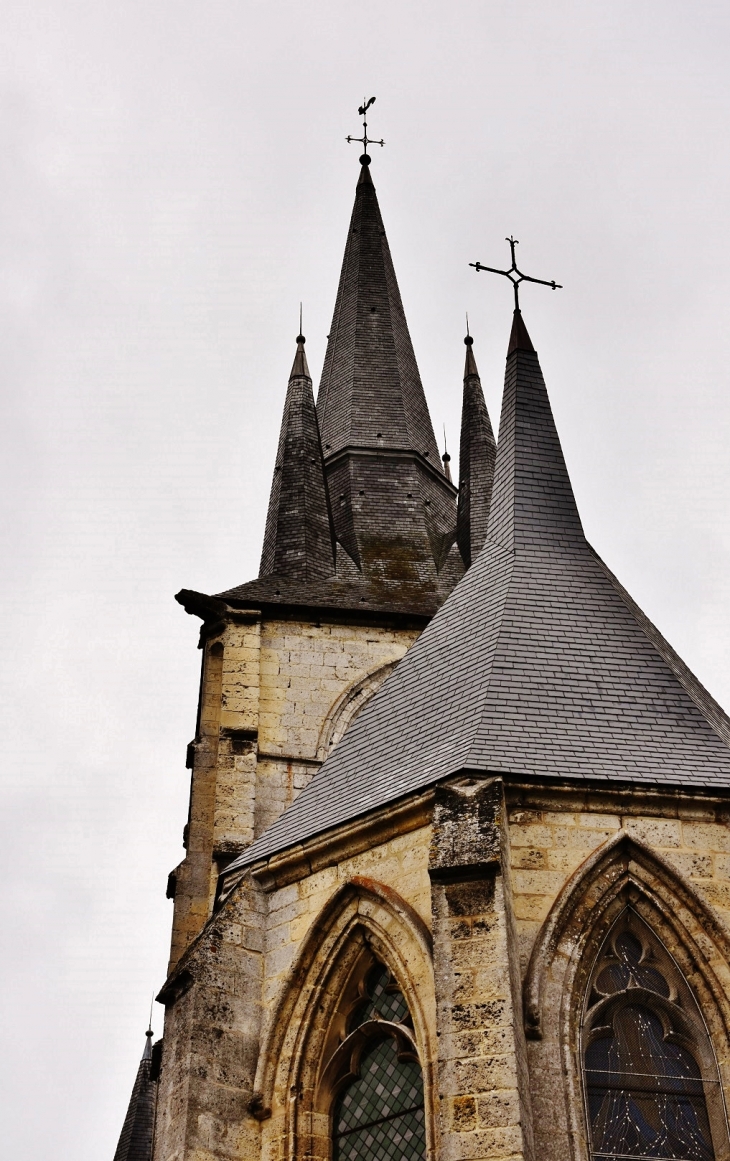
213,160,462,618
259,335,335,582
225,308,730,873
456,333,496,568
317,161,441,462
113,1031,157,1161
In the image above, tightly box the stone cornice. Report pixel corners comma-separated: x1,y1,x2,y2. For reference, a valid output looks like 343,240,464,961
247,788,435,891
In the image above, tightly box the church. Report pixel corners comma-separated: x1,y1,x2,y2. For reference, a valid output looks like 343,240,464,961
113,137,730,1161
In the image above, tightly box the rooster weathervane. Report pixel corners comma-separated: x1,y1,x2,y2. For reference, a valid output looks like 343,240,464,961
346,97,385,163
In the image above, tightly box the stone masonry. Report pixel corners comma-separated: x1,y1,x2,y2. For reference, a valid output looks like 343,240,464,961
168,608,421,971
156,778,730,1161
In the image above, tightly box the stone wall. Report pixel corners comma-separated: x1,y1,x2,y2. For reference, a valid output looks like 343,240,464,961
156,778,730,1161
507,783,730,1161
507,784,730,975
429,779,533,1161
168,609,419,970
156,804,435,1161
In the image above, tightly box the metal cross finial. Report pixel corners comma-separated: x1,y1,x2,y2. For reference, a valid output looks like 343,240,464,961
346,96,385,163
470,237,562,311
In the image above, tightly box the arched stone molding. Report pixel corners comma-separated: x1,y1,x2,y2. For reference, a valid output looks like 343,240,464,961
252,876,437,1161
316,659,401,760
522,830,730,1161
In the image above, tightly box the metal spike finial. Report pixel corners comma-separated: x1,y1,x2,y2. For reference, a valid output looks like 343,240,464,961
442,423,452,481
470,237,562,312
346,96,385,164
297,302,305,344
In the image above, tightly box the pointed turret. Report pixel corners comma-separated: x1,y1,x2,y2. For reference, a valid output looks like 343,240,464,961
113,1030,157,1161
312,158,460,597
317,160,441,462
259,335,335,583
225,308,730,873
456,334,496,568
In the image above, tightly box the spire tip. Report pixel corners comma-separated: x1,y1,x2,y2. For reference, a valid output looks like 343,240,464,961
507,308,535,356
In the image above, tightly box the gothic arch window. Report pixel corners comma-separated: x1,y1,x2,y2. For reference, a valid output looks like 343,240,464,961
581,909,729,1161
321,958,427,1161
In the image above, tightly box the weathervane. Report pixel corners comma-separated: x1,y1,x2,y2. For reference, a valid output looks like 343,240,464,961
346,97,385,164
470,237,562,311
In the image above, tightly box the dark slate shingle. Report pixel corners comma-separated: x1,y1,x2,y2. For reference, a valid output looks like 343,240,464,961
317,161,440,462
456,335,497,568
113,1033,157,1161
218,161,465,616
258,338,336,583
222,309,730,878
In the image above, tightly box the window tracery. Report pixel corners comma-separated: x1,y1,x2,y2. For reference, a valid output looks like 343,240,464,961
582,910,728,1161
325,960,427,1161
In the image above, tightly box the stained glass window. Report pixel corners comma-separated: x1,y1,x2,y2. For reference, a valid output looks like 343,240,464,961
331,961,426,1161
583,914,721,1161
349,964,411,1031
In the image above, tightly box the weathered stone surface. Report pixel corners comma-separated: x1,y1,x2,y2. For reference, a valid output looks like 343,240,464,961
153,774,730,1161
154,873,267,1161
429,779,534,1161
168,614,418,970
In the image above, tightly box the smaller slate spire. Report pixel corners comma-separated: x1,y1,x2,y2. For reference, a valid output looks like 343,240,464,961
456,333,497,568
259,334,336,582
113,1030,157,1161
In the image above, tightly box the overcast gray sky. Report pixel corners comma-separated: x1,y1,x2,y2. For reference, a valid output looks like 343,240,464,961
2,1,730,1156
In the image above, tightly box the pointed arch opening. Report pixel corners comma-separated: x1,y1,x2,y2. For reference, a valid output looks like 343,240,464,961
522,832,730,1161
581,907,728,1161
253,877,436,1161
325,958,427,1161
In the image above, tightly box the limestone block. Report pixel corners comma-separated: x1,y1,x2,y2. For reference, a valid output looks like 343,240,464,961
625,816,682,847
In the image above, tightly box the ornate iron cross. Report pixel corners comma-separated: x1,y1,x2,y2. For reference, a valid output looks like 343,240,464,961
346,97,385,162
470,237,562,311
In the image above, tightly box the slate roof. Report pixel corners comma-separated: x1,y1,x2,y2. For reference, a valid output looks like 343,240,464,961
113,1032,157,1161
223,309,730,877
216,160,463,618
258,337,335,583
456,335,497,568
317,161,441,462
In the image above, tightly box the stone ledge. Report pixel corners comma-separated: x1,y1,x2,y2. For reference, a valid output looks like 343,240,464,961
247,789,434,891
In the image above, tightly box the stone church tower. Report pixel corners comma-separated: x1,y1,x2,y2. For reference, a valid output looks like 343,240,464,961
116,153,730,1161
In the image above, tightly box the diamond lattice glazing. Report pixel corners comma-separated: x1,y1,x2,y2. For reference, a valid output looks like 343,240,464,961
333,1038,425,1161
